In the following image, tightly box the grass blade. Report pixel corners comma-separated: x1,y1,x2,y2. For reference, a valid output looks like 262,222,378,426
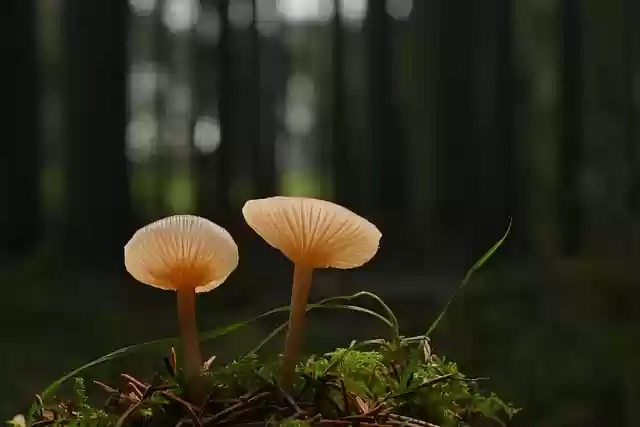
245,303,395,356
425,218,512,337
349,291,400,339
246,321,288,357
310,291,399,339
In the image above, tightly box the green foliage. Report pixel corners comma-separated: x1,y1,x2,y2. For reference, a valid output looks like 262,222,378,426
25,338,517,427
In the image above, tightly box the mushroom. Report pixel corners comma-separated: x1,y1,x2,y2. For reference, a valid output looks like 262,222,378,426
124,215,238,401
242,196,381,388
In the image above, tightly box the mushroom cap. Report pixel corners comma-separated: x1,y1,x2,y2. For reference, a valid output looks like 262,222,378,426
124,215,239,293
242,196,381,269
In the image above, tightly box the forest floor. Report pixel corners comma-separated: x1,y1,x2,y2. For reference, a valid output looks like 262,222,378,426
2,257,640,425
0,263,457,420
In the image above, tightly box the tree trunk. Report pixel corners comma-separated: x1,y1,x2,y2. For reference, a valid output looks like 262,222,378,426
513,0,563,259
153,0,169,215
626,0,640,225
195,0,232,224
467,0,518,257
61,0,132,267
404,0,438,260
250,0,277,198
331,0,350,205
559,0,584,256
433,0,474,263
366,0,406,243
1,0,40,262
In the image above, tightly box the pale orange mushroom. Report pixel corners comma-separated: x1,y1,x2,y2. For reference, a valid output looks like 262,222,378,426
242,196,381,389
124,215,238,401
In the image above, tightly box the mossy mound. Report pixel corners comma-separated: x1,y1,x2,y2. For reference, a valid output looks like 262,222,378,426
23,338,517,427
16,223,515,427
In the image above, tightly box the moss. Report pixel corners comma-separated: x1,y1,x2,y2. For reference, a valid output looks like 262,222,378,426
23,336,518,427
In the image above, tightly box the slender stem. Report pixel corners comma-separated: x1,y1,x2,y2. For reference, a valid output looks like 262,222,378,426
177,287,204,402
280,263,314,390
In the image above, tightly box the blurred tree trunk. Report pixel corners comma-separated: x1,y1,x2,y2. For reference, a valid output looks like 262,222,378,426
467,0,518,257
366,0,407,243
153,0,169,215
250,0,277,198
61,0,132,267
513,0,562,259
559,0,584,256
581,0,633,253
405,0,438,260
195,0,232,223
330,0,350,205
626,0,640,224
1,0,40,261
433,0,474,263
193,0,216,217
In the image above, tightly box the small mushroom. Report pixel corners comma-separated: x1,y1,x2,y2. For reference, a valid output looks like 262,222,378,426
242,196,381,388
124,215,238,401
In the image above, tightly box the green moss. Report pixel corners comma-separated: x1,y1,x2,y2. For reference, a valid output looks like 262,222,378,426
22,337,518,427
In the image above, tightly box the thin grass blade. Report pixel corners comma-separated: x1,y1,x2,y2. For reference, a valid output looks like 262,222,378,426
425,218,512,337
245,303,394,356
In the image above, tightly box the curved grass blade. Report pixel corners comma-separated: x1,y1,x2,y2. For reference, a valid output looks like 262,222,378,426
247,322,288,357
311,291,400,339
351,291,400,339
425,218,512,337
245,303,394,356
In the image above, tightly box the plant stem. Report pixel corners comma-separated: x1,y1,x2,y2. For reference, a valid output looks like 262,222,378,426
177,287,204,402
280,263,314,390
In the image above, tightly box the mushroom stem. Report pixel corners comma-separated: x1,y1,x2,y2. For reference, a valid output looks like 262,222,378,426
280,263,314,390
177,287,205,402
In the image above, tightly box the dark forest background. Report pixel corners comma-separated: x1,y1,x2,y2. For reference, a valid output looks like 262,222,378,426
2,0,640,425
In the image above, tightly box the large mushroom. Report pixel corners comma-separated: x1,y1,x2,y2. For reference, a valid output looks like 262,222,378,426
242,196,381,389
124,215,239,401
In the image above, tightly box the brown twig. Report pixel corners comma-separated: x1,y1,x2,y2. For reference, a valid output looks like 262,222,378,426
93,380,139,404
315,420,392,427
362,403,388,417
114,401,144,427
160,391,203,427
203,355,216,371
207,391,271,423
171,347,178,371
276,387,305,415
214,404,288,426
120,372,149,400
387,414,440,427
93,380,119,394
306,413,323,423
121,373,148,389
342,415,376,422
164,357,177,378
128,382,145,400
